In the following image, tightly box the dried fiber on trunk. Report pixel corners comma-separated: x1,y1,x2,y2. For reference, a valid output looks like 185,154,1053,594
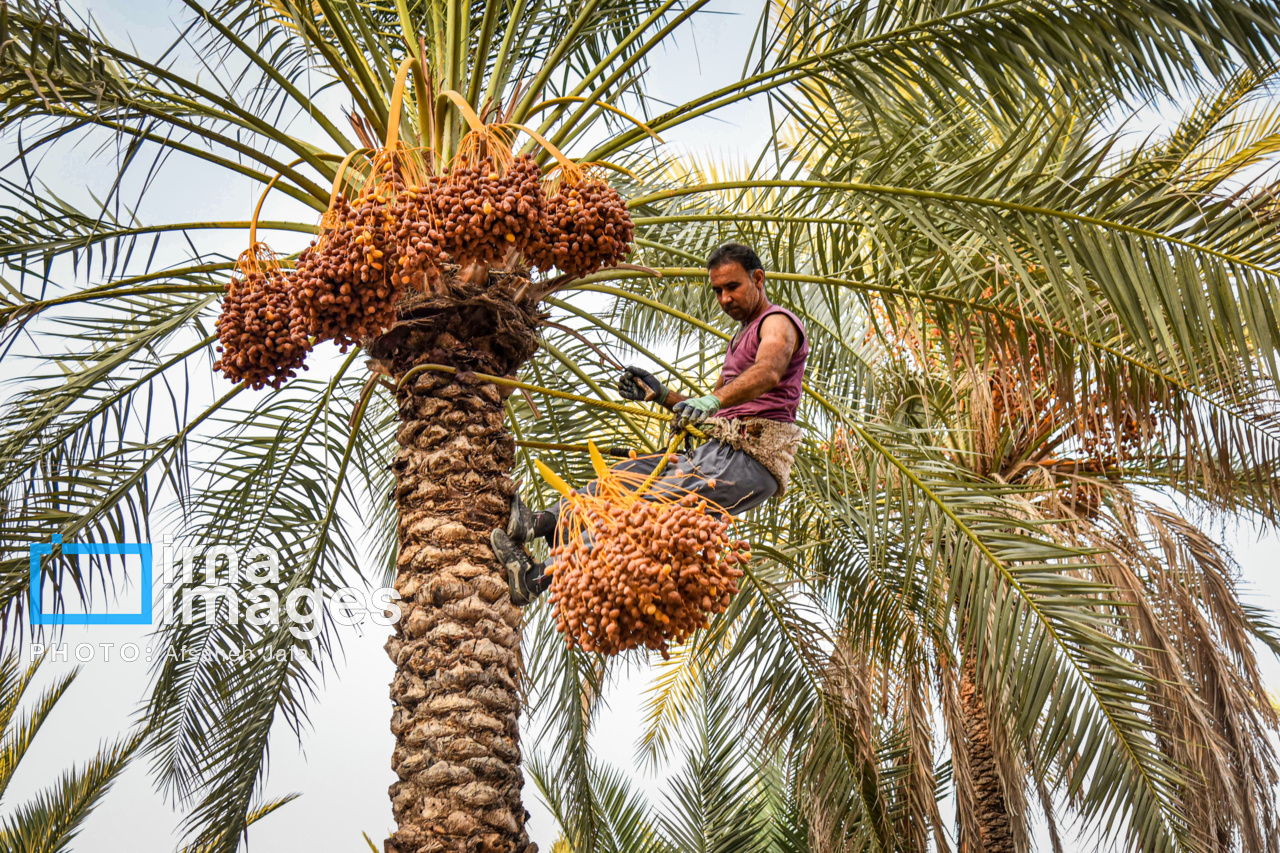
959,661,1019,853
381,272,541,853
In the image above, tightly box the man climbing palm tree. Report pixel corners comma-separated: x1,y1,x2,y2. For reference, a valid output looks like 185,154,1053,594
492,243,810,605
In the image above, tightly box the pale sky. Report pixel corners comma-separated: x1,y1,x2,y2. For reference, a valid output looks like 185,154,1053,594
1,3,1277,852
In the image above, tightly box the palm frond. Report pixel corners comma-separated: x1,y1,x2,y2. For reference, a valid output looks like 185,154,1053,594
0,650,143,853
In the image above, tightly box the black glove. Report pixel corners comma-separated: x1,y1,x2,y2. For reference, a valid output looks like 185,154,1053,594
618,365,669,404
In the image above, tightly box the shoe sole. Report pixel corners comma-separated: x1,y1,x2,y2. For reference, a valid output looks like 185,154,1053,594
491,529,532,606
506,494,534,544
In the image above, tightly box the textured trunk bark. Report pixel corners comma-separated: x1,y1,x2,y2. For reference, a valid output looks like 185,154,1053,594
959,662,1016,853
379,275,541,853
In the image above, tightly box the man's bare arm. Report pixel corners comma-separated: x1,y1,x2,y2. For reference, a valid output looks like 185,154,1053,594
663,316,795,412
663,372,724,409
713,315,798,408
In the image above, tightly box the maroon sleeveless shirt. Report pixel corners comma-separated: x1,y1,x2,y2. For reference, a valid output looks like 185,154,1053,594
717,305,808,422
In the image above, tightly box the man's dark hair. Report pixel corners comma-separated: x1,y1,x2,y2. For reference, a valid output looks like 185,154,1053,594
707,243,764,275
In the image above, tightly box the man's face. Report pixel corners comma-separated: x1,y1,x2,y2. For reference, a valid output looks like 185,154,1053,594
709,262,764,323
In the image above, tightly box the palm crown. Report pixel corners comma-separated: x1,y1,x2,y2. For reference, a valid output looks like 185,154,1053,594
3,1,1280,851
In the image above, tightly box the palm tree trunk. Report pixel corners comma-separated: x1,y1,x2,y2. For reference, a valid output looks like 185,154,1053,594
380,274,541,853
959,661,1015,853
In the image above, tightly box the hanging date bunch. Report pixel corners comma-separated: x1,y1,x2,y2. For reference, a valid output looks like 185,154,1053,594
389,157,447,294
535,444,750,658
524,161,635,278
430,122,545,272
295,143,439,349
213,243,313,391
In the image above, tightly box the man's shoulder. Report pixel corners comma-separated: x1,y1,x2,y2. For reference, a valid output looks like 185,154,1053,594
760,308,803,341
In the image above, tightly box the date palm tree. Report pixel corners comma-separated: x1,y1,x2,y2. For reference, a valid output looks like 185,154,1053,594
2,1,1280,852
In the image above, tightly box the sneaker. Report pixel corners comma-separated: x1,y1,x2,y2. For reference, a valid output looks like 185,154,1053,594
491,528,539,606
506,492,536,545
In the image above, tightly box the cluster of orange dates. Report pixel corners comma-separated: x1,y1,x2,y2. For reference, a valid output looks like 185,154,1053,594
537,449,750,658
212,263,313,390
548,494,749,657
215,136,634,389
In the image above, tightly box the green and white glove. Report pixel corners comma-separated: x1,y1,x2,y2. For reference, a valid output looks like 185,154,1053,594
672,394,721,431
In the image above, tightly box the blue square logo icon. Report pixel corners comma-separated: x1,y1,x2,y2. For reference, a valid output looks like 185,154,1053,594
29,536,153,625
